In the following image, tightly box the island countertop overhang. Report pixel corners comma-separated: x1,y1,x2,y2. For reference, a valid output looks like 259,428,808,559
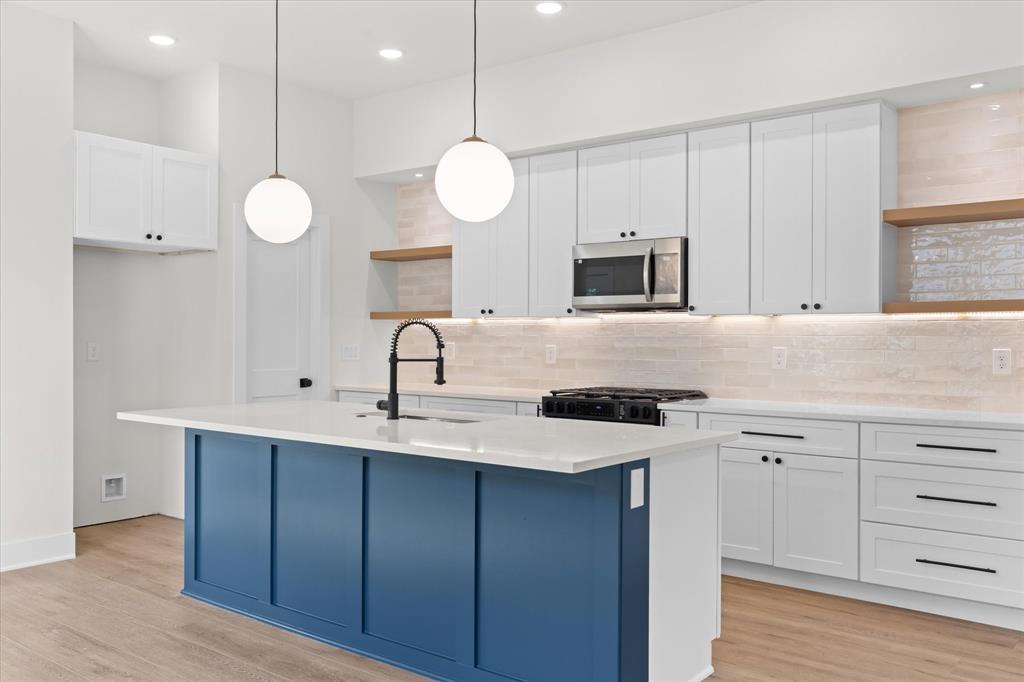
118,400,737,473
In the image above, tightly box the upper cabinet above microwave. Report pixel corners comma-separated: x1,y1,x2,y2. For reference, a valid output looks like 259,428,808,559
577,133,686,244
74,131,219,253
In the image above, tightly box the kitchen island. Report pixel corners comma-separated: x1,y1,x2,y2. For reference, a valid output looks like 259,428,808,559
119,401,737,682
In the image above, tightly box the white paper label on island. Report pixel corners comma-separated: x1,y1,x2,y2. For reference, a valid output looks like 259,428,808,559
630,467,645,509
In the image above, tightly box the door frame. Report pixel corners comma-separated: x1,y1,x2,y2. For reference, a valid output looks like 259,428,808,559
231,203,331,403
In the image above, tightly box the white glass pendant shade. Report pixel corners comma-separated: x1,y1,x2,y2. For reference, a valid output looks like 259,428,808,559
434,137,514,223
244,174,312,243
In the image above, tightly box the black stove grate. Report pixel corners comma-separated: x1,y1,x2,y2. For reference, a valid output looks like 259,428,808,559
549,386,707,402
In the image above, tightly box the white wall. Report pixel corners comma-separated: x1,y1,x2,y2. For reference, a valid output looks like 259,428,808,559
353,0,1024,178
0,2,76,571
74,62,162,145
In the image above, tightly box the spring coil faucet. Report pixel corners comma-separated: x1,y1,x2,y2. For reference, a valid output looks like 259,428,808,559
377,319,446,420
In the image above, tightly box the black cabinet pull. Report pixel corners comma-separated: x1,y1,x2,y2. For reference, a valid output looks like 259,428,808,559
566,308,573,314
156,234,163,241
536,404,541,417
629,230,636,237
916,443,997,454
741,430,805,440
480,309,486,315
800,303,808,310
620,231,627,238
774,456,782,464
916,494,997,507
915,558,996,574
298,377,312,388
487,309,494,315
688,305,695,312
761,455,769,462
145,233,153,239
813,303,821,310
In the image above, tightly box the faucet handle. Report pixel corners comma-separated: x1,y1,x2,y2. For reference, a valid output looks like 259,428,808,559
375,399,390,411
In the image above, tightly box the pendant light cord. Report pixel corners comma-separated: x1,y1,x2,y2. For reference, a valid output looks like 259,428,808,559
274,0,279,174
472,0,477,137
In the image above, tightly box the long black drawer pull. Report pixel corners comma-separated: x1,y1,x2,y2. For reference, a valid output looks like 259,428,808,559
916,494,997,507
915,558,996,574
741,430,805,440
916,443,997,454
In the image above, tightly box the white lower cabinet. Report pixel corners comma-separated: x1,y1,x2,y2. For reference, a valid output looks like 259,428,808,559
516,402,542,417
418,395,518,415
336,390,418,409
720,446,858,579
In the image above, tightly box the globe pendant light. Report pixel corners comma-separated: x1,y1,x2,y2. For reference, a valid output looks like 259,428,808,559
434,0,514,223
244,0,312,244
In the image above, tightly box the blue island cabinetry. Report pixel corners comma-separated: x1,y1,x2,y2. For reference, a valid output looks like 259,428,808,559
184,429,651,682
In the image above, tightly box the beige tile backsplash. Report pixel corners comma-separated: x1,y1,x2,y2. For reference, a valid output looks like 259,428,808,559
384,96,1023,412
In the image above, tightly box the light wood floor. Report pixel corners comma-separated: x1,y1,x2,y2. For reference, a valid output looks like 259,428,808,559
1,516,1020,681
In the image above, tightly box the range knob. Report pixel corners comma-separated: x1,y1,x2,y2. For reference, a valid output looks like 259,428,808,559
629,405,640,419
556,401,565,414
566,402,576,414
543,399,554,414
642,406,652,420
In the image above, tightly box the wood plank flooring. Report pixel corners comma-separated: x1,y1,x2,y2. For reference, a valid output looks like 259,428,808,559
1,515,1020,681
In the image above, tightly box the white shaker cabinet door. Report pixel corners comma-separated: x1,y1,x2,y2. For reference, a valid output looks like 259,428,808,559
529,150,577,317
750,114,813,315
772,452,859,579
452,218,493,317
630,133,687,240
687,124,750,315
490,157,530,317
720,447,774,565
152,145,218,250
577,142,631,244
812,104,882,314
75,131,153,245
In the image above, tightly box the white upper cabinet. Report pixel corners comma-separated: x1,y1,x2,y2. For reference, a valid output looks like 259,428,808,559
529,150,577,317
687,124,750,315
750,114,814,315
452,157,529,317
75,131,153,245
75,131,218,252
751,104,891,315
812,103,884,314
577,134,686,244
152,146,218,251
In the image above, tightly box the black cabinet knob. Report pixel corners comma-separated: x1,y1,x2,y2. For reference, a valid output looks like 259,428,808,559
629,230,636,237
761,455,769,462
688,305,695,312
813,303,821,310
145,233,153,239
800,303,808,310
566,308,573,314
620,231,627,238
775,457,783,464
155,234,163,241
298,377,312,388
487,309,494,315
480,309,485,314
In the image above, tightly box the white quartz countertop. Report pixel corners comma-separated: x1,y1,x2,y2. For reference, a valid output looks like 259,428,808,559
118,401,736,474
335,383,547,403
659,398,1023,431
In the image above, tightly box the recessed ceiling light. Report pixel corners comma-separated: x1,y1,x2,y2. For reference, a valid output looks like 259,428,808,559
148,35,175,47
990,104,1001,111
536,2,564,15
379,48,403,60
969,82,986,89
414,173,424,178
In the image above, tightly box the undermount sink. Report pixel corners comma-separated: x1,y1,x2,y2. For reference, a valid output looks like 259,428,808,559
354,412,479,424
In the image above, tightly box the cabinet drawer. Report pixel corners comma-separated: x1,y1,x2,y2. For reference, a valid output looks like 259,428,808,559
337,390,419,408
861,423,1024,472
699,413,857,458
861,461,1024,540
860,522,1024,608
419,395,517,415
662,411,697,430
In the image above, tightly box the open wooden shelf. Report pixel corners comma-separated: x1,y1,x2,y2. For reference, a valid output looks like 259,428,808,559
369,309,453,320
882,299,1024,314
370,245,452,262
883,199,1024,227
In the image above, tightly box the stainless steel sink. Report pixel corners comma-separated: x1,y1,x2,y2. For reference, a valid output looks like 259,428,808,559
354,412,478,424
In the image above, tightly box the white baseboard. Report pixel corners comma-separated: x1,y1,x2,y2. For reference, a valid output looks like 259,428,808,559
723,559,1024,632
0,531,76,572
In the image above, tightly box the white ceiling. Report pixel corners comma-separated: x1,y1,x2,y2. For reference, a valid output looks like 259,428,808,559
20,0,754,99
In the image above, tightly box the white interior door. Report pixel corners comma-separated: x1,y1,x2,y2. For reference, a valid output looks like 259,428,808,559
244,227,316,402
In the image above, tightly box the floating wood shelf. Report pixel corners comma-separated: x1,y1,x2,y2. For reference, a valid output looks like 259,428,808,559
883,199,1024,228
369,245,452,262
882,299,1024,314
369,310,453,320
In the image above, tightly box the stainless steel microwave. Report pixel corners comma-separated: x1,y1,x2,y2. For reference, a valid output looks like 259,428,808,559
572,238,687,311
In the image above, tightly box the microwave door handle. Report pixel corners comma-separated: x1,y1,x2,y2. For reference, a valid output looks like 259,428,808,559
642,246,654,302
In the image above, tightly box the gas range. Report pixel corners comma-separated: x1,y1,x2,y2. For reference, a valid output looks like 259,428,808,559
542,386,708,426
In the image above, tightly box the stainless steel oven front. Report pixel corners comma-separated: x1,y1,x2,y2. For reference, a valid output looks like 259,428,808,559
572,238,687,310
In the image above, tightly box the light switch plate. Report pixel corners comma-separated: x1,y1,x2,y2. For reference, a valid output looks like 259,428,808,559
86,342,99,362
545,344,557,365
993,348,1011,375
341,344,360,361
630,468,645,509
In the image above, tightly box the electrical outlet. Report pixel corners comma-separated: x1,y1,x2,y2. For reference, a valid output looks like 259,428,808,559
101,474,126,502
341,344,360,361
771,346,787,370
545,344,557,365
86,342,99,362
993,348,1011,375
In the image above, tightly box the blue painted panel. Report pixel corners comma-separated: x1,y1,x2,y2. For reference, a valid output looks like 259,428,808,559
620,461,650,682
272,442,362,627
363,456,460,660
194,433,270,600
475,467,622,682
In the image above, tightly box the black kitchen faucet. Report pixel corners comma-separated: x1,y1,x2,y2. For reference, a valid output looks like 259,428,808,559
376,319,446,420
